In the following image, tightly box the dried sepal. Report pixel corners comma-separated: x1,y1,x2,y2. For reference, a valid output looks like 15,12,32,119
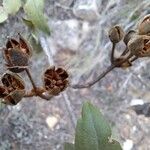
2,90,25,105
6,38,19,49
123,30,136,45
43,66,69,95
18,34,32,57
138,14,150,35
108,25,124,43
128,35,150,57
1,73,25,105
3,35,32,73
0,85,7,98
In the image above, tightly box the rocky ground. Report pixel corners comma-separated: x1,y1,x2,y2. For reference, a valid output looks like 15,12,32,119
0,0,150,150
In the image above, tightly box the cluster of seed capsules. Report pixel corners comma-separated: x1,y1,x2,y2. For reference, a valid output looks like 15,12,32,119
108,14,150,68
0,34,69,105
0,14,149,105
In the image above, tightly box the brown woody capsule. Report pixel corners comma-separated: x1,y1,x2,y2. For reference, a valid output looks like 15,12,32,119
108,25,124,43
123,30,136,45
43,66,69,95
138,14,150,35
3,35,32,73
128,35,150,57
1,73,25,105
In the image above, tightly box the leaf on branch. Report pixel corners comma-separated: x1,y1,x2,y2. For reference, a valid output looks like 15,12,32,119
3,0,21,15
64,143,75,150
0,6,8,23
24,0,50,35
74,102,122,150
22,18,39,42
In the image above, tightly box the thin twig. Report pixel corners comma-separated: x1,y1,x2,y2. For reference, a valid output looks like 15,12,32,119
111,43,116,63
71,65,116,89
25,68,37,91
24,68,52,100
71,53,133,89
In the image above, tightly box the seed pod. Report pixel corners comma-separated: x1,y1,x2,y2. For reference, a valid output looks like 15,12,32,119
138,14,150,35
3,35,32,73
123,30,136,45
108,25,124,43
1,73,25,105
43,66,69,96
128,35,150,57
4,47,29,73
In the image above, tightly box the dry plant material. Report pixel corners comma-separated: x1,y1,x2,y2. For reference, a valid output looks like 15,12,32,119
0,34,69,105
3,34,32,73
43,67,69,96
138,14,150,35
71,14,150,89
123,30,136,45
128,35,150,57
0,14,150,105
1,73,25,105
108,25,124,63
108,25,124,43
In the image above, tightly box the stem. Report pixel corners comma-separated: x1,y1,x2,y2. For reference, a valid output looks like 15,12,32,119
121,47,129,56
130,56,138,62
24,69,53,100
71,65,116,89
24,89,53,100
111,43,116,63
38,93,53,100
71,53,133,89
25,68,37,92
24,91,35,97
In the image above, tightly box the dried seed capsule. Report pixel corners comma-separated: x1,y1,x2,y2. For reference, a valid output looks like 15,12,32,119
1,73,25,105
43,66,69,96
4,47,29,73
108,25,124,43
123,30,136,45
138,14,150,35
3,35,32,73
128,35,150,57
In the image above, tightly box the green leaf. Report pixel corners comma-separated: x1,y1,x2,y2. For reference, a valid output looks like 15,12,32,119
0,6,8,23
22,18,35,29
104,140,122,150
74,102,122,150
3,0,21,15
24,0,50,35
64,143,75,150
22,18,39,42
